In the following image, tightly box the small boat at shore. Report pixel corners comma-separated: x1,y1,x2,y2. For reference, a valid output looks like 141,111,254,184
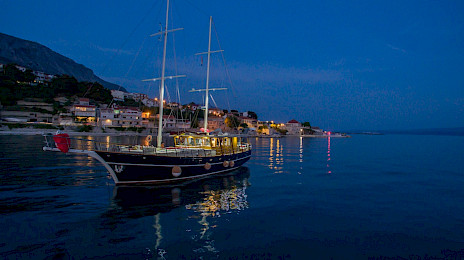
42,2,252,185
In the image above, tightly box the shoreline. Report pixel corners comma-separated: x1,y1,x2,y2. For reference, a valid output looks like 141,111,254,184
0,129,148,136
0,129,350,138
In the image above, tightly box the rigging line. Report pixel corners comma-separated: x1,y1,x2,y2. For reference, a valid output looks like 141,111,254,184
211,20,237,115
107,36,150,108
212,20,238,97
182,0,209,17
170,5,182,108
192,109,200,128
125,36,148,78
210,93,218,109
165,81,172,104
171,0,189,67
85,1,161,98
168,2,187,130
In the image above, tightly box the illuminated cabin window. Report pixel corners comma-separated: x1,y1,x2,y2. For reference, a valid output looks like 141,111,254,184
204,138,211,146
188,137,195,146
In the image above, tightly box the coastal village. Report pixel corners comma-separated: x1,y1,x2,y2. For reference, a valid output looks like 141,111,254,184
0,63,340,137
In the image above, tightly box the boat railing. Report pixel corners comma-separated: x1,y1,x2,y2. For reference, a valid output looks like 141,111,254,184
43,134,251,157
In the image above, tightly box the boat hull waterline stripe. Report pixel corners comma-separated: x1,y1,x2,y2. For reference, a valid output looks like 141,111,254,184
105,155,251,168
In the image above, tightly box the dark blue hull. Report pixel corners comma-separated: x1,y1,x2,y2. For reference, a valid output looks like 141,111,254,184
95,150,252,185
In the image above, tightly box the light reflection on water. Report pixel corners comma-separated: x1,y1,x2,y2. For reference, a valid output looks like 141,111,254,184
107,167,251,259
327,136,331,174
267,138,284,173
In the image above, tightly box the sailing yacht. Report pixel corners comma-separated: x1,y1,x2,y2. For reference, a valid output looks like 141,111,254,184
42,1,252,185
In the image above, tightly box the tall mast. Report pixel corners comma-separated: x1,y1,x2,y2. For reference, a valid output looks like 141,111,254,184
203,16,212,132
157,0,170,148
191,17,225,131
144,0,184,147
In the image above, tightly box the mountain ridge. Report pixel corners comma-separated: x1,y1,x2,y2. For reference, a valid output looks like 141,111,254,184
0,32,125,91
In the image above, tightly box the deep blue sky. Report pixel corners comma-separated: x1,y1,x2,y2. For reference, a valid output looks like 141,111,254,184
1,0,463,130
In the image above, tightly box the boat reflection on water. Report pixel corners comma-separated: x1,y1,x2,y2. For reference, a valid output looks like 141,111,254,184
102,167,250,258
109,167,251,218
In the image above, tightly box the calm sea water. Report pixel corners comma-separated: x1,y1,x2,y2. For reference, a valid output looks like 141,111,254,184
0,134,463,259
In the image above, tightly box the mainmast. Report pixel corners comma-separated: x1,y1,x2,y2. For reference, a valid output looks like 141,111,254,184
144,0,184,148
193,16,225,134
204,16,213,132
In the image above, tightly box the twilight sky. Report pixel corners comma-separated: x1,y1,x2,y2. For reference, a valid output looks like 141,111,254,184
1,0,463,130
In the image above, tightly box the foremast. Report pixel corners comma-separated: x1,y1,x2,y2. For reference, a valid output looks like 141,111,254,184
157,0,171,148
143,0,184,148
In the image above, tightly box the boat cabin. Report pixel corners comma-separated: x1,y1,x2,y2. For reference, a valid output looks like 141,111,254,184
173,134,245,155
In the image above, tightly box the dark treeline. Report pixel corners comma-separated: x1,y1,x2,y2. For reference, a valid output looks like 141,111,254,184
0,64,112,106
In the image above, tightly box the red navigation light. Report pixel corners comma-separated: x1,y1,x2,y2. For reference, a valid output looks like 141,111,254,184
200,128,210,133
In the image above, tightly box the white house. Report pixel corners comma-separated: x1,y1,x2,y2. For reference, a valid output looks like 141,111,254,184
71,98,96,125
100,106,142,127
284,119,302,135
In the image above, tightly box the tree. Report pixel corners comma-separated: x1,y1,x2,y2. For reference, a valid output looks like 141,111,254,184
257,124,269,134
240,123,248,128
50,75,79,97
24,69,36,82
247,111,258,119
115,98,139,107
84,82,112,104
302,122,311,127
0,87,15,106
225,115,240,128
3,64,24,81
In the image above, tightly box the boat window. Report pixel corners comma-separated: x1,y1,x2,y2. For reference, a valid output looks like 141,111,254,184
204,138,211,146
188,137,195,146
195,138,202,146
232,137,238,148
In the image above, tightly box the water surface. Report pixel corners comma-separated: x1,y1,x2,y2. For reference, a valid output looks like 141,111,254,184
0,134,463,259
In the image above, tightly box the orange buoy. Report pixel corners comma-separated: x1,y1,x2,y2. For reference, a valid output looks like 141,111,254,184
204,162,211,170
172,166,182,177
